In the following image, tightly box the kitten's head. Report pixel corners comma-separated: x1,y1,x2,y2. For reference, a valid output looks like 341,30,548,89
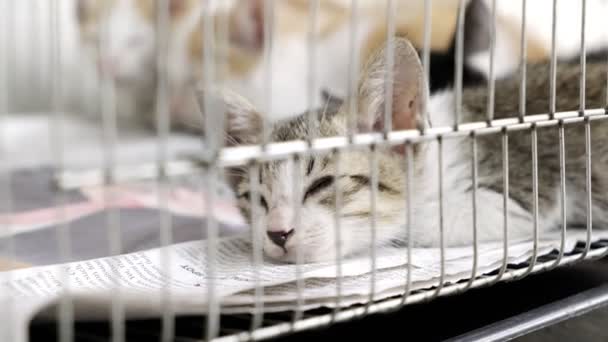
199,38,428,263
76,0,195,85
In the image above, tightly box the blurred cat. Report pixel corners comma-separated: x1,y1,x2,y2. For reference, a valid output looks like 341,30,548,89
75,0,475,131
75,0,202,126
179,0,471,127
464,0,608,80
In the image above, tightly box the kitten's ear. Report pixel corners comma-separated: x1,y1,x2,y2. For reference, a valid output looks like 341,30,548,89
195,87,263,146
229,0,265,51
357,38,428,135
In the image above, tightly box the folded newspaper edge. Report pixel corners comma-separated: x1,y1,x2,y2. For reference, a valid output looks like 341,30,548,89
1,230,607,342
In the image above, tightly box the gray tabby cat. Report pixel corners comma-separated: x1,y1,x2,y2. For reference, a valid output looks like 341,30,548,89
198,38,608,264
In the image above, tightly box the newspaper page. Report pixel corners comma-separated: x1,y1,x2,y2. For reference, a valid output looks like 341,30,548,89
2,229,607,342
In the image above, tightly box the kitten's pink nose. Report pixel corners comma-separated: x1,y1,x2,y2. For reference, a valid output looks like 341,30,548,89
267,229,294,248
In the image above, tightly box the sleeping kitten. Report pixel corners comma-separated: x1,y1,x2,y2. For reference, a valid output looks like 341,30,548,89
198,37,608,263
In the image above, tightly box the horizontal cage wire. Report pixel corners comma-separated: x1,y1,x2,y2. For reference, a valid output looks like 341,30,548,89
1,0,608,342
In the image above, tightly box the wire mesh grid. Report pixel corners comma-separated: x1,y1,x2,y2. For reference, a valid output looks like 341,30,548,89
1,0,608,341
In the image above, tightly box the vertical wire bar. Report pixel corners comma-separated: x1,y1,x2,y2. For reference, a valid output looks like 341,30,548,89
551,122,567,268
13,0,24,110
492,130,509,284
432,137,446,298
291,155,305,324
204,166,220,340
216,0,230,82
579,0,593,258
40,1,52,107
102,59,125,342
249,163,265,332
346,0,359,139
304,6,319,318
21,0,35,109
0,0,15,339
211,0,231,333
307,0,319,143
34,0,43,101
98,2,124,340
49,1,74,341
463,134,479,291
383,0,396,136
331,149,344,319
582,118,593,259
155,1,174,341
486,0,497,124
239,4,262,333
454,0,465,129
200,2,221,339
30,0,41,102
579,0,587,115
520,126,540,278
549,0,558,118
261,0,274,146
365,145,379,309
291,155,305,327
422,0,432,106
7,0,17,112
518,0,527,122
399,142,414,305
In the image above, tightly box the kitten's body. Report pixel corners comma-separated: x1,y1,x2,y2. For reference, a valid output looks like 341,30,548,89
413,61,608,247
461,62,608,238
211,38,608,263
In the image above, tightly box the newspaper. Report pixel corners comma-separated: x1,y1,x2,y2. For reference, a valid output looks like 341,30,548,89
1,168,607,342
2,229,608,342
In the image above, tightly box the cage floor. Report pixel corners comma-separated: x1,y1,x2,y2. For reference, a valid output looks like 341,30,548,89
28,253,608,342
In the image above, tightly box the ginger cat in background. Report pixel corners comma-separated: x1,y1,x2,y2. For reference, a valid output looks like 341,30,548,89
180,0,465,129
75,0,465,131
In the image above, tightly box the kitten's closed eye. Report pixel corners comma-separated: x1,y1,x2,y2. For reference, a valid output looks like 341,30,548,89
303,176,335,202
239,191,269,211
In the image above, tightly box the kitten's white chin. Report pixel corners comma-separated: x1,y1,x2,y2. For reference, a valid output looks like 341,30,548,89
263,245,289,262
263,244,339,264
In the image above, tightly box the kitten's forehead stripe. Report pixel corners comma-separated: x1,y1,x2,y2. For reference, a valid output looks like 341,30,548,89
306,157,315,176
270,107,342,143
259,165,264,185
322,156,329,169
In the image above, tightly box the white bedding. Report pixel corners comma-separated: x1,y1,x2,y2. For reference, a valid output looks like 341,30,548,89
3,112,204,171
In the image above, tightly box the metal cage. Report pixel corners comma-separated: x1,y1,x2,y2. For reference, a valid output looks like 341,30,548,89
1,0,608,341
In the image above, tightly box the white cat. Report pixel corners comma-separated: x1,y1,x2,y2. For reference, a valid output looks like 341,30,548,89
466,0,608,79
206,37,608,263
74,0,207,125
